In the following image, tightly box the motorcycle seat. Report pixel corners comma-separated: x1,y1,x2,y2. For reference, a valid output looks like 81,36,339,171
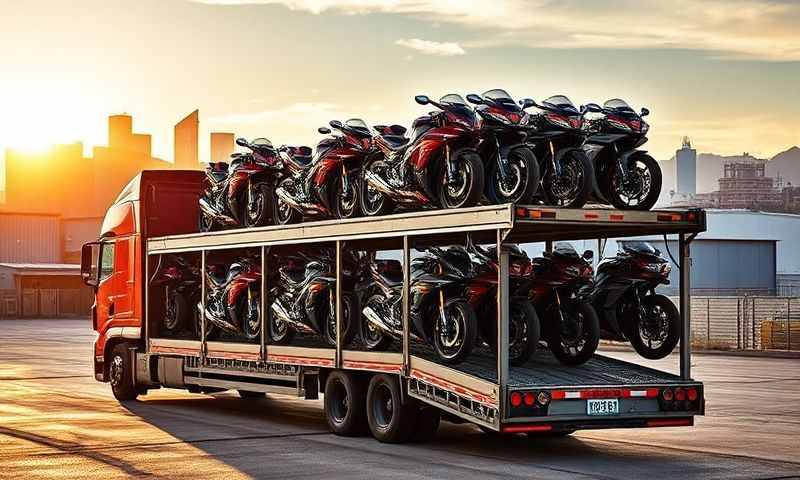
379,135,409,151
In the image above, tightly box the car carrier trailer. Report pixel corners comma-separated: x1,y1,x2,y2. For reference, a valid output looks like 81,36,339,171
83,171,706,442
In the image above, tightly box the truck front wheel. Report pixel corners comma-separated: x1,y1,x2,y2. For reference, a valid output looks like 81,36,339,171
109,343,139,401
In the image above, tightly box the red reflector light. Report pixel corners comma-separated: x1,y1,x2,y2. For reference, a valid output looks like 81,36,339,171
662,388,674,401
584,212,599,219
609,214,624,221
551,390,566,400
523,392,536,406
502,424,553,434
674,388,686,401
510,392,523,407
686,388,698,401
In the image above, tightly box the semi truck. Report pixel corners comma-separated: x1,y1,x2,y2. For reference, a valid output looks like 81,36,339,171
81,170,706,442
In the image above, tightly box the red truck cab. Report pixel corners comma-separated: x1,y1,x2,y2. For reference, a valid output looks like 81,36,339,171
81,170,202,382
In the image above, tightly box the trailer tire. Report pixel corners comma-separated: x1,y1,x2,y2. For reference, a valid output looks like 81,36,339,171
411,406,441,442
109,343,138,401
324,371,367,436
366,374,417,443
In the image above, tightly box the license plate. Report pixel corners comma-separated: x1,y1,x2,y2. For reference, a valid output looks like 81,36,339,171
587,398,619,416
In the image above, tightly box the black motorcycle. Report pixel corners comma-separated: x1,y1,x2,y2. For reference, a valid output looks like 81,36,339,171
581,99,662,210
359,247,478,364
360,94,484,216
591,241,679,359
520,95,594,208
150,254,200,336
199,255,262,341
269,249,359,347
199,137,283,231
466,89,540,204
528,243,600,366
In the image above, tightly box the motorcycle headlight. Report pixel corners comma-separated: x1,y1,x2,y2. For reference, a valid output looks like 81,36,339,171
607,116,632,132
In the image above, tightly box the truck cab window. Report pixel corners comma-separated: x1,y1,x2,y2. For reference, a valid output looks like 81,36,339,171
100,243,115,281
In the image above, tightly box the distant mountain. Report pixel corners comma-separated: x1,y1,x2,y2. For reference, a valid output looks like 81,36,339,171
766,146,800,187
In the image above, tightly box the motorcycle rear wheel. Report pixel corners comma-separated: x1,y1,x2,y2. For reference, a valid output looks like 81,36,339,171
162,287,187,334
198,209,214,232
360,163,394,217
546,301,600,366
486,147,539,205
625,294,680,359
195,301,218,341
608,154,662,211
324,292,359,347
542,150,592,209
272,188,301,225
432,299,478,364
438,152,484,209
360,292,393,351
486,300,541,366
269,313,296,345
236,292,261,341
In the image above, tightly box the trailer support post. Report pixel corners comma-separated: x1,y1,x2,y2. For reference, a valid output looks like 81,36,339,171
679,234,691,380
497,230,509,391
402,235,411,376
260,246,267,363
335,240,343,369
201,249,207,366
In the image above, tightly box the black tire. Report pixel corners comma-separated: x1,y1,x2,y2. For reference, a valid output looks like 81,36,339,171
542,150,593,208
360,292,393,351
236,290,261,341
438,151,484,209
626,294,680,360
244,182,272,227
486,147,539,205
360,162,394,217
332,173,360,220
433,299,478,364
609,154,662,211
411,406,441,442
486,300,540,366
324,292,359,347
238,390,265,399
269,313,296,345
366,374,418,443
547,301,600,366
324,371,367,436
162,287,187,334
109,343,138,401
198,208,214,232
272,181,301,225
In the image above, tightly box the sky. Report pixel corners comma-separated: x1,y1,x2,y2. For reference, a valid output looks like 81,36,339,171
1,0,799,188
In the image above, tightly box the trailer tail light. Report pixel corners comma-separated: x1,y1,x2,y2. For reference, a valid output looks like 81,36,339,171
659,385,702,412
687,387,698,401
510,392,523,407
662,388,674,401
508,390,550,417
523,392,535,406
674,387,686,401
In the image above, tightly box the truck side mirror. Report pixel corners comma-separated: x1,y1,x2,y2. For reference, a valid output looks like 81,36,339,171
81,242,101,288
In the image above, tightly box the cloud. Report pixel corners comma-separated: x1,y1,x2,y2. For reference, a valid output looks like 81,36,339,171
190,0,800,61
395,38,465,56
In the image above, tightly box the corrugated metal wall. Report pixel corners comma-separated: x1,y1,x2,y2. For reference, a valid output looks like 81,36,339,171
0,213,61,263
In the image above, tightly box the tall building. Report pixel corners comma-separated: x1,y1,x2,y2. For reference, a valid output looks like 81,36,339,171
174,110,199,169
210,132,234,163
108,114,133,148
675,136,696,197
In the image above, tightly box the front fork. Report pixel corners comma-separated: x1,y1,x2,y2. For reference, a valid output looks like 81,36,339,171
496,138,510,182
550,141,561,177
614,144,629,182
445,144,458,184
341,163,352,198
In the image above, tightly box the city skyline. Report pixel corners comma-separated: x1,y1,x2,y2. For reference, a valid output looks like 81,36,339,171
1,0,799,190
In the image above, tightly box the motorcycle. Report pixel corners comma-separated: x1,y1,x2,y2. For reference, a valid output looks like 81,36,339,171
528,243,600,365
272,119,373,224
199,137,283,231
581,99,662,210
519,95,594,208
198,255,262,340
359,246,478,364
150,254,200,335
268,248,360,347
466,89,540,204
591,241,679,359
456,241,540,366
360,94,484,216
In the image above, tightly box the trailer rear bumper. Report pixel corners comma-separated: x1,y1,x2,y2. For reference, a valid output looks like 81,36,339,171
501,416,694,434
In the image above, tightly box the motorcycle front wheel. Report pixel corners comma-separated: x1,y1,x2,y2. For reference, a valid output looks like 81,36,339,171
244,182,272,227
332,173,360,220
486,147,540,205
546,301,600,366
438,152,484,209
236,291,261,341
432,299,478,364
359,162,394,217
324,292,359,347
608,154,662,211
625,294,680,359
542,150,593,208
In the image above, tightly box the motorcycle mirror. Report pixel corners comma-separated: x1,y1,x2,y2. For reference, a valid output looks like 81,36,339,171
465,94,483,105
329,119,344,129
235,138,249,147
582,250,594,260
414,95,430,105
519,98,536,109
641,107,650,117
318,127,332,134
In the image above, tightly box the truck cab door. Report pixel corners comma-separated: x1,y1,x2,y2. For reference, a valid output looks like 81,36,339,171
96,240,117,330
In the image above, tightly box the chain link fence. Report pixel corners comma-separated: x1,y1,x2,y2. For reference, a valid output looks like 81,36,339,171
677,296,800,351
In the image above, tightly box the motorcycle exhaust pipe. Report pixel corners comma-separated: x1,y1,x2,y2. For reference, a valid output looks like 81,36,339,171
274,187,328,215
362,305,398,337
363,171,428,204
270,301,313,333
198,197,238,226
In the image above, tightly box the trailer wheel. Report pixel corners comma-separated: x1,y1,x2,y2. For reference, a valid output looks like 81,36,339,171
411,406,441,442
366,374,417,443
109,343,138,401
324,371,367,436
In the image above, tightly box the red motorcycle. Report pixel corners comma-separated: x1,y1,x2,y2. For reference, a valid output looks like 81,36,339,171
272,119,373,224
198,255,262,340
150,254,200,336
528,243,600,366
199,137,283,231
360,94,484,216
